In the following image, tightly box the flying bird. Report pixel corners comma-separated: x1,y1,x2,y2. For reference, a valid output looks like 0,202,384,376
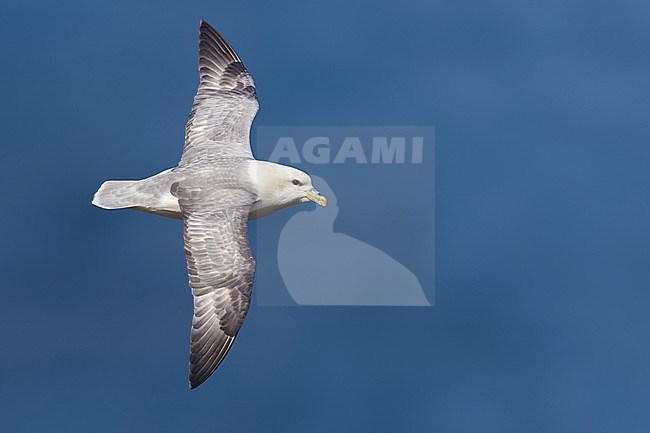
92,20,327,389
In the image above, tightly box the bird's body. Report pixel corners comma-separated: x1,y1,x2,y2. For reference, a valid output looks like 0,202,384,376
94,160,316,220
92,21,326,389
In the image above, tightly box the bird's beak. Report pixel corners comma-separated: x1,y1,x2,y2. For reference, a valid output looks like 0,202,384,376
305,187,327,206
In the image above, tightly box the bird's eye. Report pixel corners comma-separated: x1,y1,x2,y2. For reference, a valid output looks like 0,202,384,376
292,179,301,186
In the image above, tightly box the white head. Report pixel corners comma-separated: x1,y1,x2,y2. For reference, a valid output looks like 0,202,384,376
250,161,327,211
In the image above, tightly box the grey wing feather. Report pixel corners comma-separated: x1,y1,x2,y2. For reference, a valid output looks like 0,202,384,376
182,20,258,164
173,182,255,389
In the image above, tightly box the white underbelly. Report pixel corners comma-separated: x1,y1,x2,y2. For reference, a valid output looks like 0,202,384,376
135,191,183,219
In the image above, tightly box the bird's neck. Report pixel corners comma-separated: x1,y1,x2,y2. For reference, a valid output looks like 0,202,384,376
247,160,298,218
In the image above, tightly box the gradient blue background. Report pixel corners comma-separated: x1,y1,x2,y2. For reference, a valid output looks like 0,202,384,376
1,0,649,432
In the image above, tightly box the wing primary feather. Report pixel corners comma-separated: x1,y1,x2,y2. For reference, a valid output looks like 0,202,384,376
181,20,259,162
175,181,255,389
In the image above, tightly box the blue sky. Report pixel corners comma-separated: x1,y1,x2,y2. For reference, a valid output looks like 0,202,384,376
1,0,649,432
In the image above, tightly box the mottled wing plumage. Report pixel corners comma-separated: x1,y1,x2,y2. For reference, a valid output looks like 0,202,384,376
172,181,255,389
182,20,258,164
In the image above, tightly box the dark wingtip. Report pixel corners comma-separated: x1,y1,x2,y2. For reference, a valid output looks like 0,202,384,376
189,373,209,390
199,20,217,35
195,19,242,71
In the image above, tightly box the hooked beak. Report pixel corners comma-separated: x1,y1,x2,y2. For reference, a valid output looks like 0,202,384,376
305,187,327,206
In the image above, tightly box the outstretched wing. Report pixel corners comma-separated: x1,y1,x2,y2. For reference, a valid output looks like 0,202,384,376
181,20,258,164
172,182,255,389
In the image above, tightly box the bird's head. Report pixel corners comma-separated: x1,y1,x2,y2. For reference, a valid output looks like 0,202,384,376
250,161,327,208
276,165,327,207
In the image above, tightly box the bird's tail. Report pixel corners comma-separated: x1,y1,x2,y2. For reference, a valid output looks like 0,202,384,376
92,180,142,210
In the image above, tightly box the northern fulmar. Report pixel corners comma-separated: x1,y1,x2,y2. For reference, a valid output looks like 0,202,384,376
92,20,327,389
